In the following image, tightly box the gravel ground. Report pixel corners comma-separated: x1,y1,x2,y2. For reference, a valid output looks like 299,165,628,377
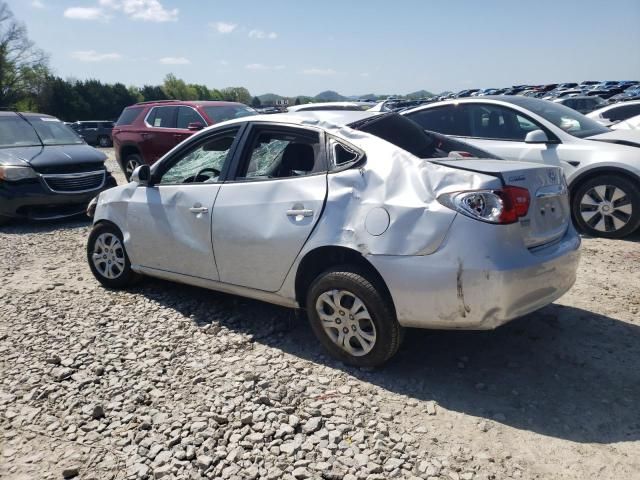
1,149,639,480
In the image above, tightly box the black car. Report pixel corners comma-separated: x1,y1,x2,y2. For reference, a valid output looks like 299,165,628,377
70,120,114,147
0,112,116,225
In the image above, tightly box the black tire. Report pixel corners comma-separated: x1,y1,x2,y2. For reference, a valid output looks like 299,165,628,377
0,215,11,226
306,266,403,368
98,135,112,148
123,153,143,181
571,174,640,238
87,223,138,288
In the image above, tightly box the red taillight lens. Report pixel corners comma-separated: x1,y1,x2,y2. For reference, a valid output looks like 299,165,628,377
437,186,531,225
496,186,530,223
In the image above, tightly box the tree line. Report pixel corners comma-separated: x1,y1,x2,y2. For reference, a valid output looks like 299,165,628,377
0,2,253,121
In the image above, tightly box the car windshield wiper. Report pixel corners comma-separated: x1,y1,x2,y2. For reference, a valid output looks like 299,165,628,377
14,112,44,147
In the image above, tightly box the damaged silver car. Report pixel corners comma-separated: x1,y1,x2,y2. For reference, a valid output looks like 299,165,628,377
87,111,581,367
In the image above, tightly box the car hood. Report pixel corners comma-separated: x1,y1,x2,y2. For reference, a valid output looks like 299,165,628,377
0,144,107,171
586,130,640,148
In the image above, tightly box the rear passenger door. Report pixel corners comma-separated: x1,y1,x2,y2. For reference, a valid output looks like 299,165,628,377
143,106,181,163
211,124,328,292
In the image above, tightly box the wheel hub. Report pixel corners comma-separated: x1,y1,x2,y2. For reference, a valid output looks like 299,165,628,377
91,233,126,280
579,184,632,233
316,289,377,357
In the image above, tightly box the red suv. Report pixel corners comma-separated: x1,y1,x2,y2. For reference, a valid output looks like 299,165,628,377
112,100,257,179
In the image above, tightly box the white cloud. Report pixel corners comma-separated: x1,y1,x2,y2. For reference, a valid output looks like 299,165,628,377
212,21,237,34
64,7,107,20
302,68,337,76
66,0,177,22
245,63,285,71
159,56,190,65
360,72,370,77
31,0,45,8
248,29,277,40
71,50,122,62
219,60,229,66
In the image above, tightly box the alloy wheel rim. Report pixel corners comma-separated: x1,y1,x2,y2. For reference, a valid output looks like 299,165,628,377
99,137,109,147
92,233,125,279
316,289,377,357
579,184,632,232
126,159,140,177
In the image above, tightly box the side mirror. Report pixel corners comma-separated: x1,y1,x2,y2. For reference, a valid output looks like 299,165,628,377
187,122,205,131
525,129,549,143
131,164,150,186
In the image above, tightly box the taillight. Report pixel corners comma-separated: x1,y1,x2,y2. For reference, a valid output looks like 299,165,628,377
438,186,530,224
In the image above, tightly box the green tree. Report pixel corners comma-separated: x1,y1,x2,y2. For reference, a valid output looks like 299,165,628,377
190,83,211,100
251,96,261,108
221,87,251,105
162,73,197,100
0,1,49,107
294,97,301,105
140,84,168,102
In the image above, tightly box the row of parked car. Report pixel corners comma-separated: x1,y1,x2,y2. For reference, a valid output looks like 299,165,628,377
2,94,639,366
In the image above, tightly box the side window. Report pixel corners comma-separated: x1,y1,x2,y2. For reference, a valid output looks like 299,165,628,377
236,128,322,180
330,139,363,169
466,104,541,141
177,107,206,129
146,106,177,128
406,106,470,136
607,104,640,122
158,129,239,185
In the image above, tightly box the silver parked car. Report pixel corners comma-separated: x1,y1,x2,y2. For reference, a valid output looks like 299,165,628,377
87,111,580,367
402,96,640,238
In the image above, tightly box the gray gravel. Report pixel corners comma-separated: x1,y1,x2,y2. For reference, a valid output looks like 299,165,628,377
1,149,639,479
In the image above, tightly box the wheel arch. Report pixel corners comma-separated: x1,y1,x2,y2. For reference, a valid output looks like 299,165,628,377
568,166,640,199
294,245,395,313
118,143,142,169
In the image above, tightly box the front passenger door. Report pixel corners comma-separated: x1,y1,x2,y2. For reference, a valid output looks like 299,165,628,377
126,127,242,280
212,125,328,292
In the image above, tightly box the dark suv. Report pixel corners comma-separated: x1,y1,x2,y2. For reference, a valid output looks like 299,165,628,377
70,121,114,147
0,112,116,225
112,100,257,179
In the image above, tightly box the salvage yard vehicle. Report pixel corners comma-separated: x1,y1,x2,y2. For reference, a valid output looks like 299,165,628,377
0,111,116,225
87,111,580,367
586,100,640,126
402,96,640,238
111,100,257,180
70,120,114,147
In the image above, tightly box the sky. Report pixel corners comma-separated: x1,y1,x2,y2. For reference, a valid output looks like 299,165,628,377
7,0,640,97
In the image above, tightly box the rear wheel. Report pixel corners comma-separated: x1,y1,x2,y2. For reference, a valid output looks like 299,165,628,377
572,174,640,238
123,153,143,181
98,135,112,148
87,223,137,288
306,266,403,368
0,215,11,226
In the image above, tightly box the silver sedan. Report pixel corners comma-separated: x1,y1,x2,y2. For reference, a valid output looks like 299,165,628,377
87,111,580,367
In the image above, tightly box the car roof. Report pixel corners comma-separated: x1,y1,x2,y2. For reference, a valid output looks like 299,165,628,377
130,100,247,108
287,102,371,112
0,111,57,119
213,110,382,130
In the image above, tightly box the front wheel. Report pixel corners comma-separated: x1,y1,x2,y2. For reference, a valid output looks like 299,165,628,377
306,267,403,368
87,223,137,288
572,174,640,238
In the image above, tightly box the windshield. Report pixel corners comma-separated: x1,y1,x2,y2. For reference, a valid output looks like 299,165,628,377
350,113,497,159
503,97,609,138
203,105,257,123
0,116,42,147
30,117,84,145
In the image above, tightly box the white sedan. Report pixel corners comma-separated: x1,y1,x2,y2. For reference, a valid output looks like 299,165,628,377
402,96,640,238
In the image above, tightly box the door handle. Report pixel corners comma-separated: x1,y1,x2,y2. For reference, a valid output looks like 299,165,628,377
286,208,313,217
189,206,208,213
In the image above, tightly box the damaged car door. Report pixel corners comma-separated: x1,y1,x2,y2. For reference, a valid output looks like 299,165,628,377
212,125,328,292
125,127,242,280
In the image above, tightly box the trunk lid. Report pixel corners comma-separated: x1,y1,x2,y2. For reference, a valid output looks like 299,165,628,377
434,159,570,248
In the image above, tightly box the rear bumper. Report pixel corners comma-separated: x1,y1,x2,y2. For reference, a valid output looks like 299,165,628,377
0,174,117,220
369,214,581,330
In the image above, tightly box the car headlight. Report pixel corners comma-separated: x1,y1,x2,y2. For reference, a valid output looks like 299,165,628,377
0,165,38,181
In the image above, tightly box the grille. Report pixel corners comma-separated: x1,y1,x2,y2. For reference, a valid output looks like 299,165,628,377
42,170,105,193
